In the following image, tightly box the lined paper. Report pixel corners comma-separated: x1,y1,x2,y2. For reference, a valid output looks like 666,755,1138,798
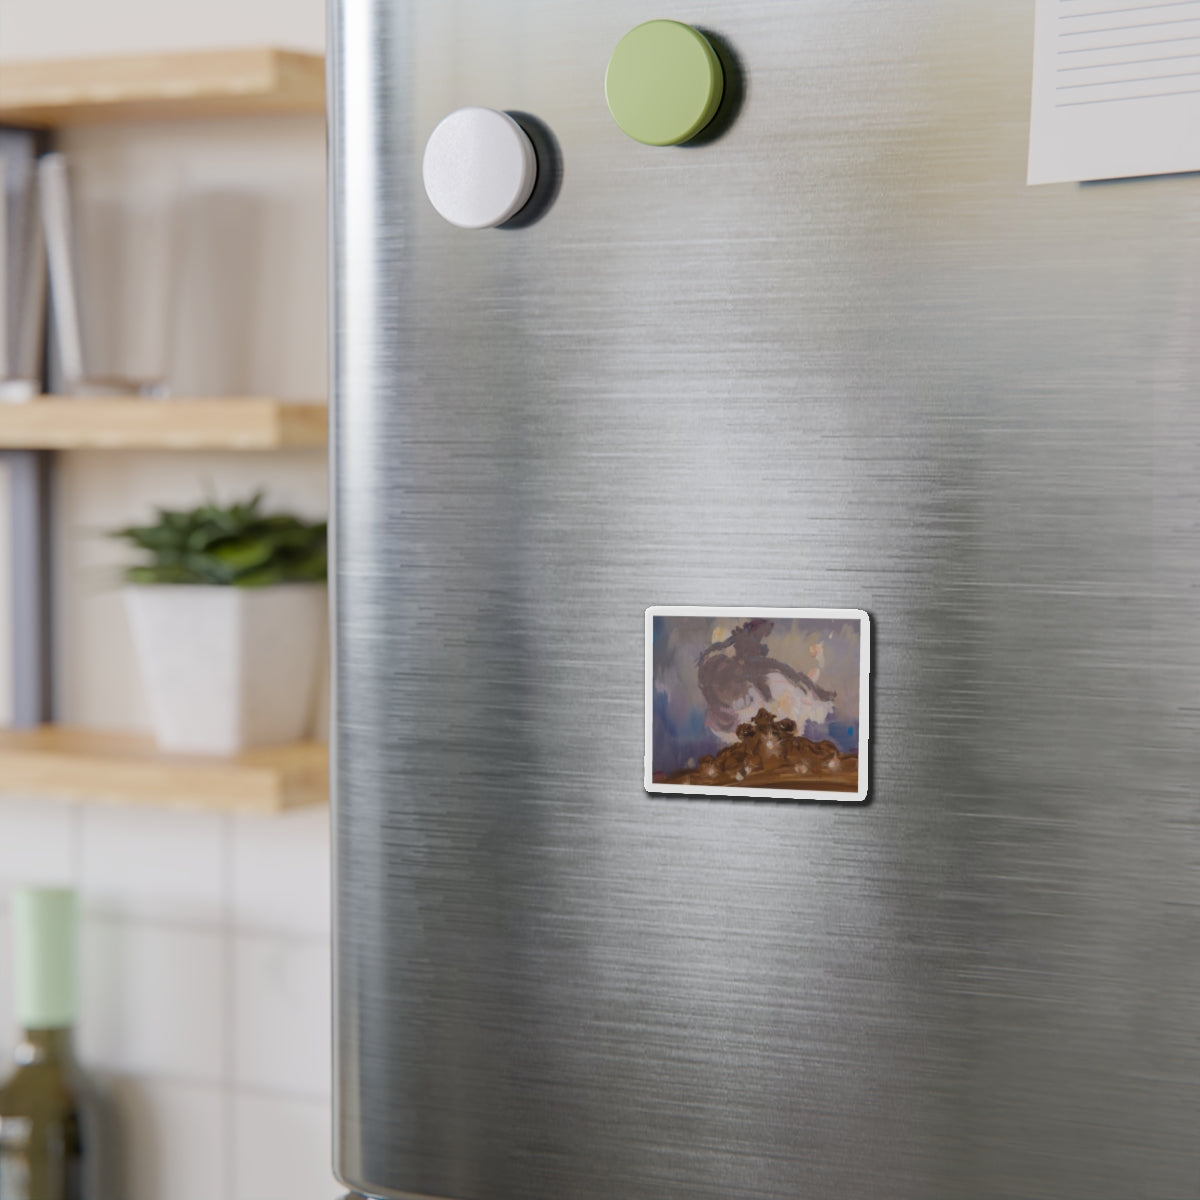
1028,0,1200,183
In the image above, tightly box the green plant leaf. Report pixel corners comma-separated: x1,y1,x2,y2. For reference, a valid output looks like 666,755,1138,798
233,563,291,587
211,537,276,574
124,564,207,585
111,495,327,588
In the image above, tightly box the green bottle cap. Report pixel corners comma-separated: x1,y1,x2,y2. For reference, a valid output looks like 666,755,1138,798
605,20,724,146
12,887,78,1029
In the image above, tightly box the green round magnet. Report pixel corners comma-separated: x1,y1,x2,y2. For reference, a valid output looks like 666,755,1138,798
605,20,725,147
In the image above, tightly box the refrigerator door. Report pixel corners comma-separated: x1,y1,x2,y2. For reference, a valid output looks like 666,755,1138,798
329,2,1200,1198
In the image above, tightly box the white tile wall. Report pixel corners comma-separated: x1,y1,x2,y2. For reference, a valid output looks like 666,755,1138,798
80,917,226,1081
0,798,334,1195
80,805,225,924
233,806,331,937
0,796,78,885
108,1077,227,1200
232,1093,339,1200
233,935,331,1097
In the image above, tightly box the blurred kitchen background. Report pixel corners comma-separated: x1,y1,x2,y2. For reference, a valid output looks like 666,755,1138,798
0,0,333,1197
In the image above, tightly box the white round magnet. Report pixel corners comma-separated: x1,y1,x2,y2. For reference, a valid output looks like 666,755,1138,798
422,107,538,230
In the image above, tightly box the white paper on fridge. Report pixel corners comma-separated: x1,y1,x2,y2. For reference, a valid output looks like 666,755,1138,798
1028,0,1200,184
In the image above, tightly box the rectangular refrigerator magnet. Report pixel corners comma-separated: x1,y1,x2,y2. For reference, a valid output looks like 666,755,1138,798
646,607,870,802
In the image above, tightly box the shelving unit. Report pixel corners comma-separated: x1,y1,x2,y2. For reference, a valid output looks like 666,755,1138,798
0,48,325,126
0,49,330,812
0,726,327,812
0,397,327,450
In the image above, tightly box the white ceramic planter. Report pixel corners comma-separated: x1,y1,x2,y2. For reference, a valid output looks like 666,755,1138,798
124,583,326,756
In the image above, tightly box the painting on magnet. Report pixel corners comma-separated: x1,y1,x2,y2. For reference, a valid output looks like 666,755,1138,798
646,607,870,802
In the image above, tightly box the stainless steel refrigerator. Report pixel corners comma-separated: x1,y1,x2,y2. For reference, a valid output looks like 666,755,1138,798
328,2,1200,1197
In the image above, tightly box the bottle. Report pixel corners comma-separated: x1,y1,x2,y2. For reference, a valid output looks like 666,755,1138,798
0,888,89,1200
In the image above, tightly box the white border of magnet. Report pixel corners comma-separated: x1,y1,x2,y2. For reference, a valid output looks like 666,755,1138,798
644,606,871,803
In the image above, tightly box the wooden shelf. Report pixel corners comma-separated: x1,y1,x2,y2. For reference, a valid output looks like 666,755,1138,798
0,397,327,450
0,48,325,127
0,726,327,813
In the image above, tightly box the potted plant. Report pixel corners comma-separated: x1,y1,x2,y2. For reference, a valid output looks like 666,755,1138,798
112,494,327,756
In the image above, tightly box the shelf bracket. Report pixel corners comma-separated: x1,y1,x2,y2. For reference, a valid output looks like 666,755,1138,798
2,448,53,727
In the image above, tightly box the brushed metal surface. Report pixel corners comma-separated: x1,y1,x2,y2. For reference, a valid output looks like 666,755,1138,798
330,2,1200,1197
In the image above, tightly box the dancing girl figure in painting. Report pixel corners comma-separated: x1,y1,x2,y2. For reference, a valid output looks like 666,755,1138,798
697,618,835,736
